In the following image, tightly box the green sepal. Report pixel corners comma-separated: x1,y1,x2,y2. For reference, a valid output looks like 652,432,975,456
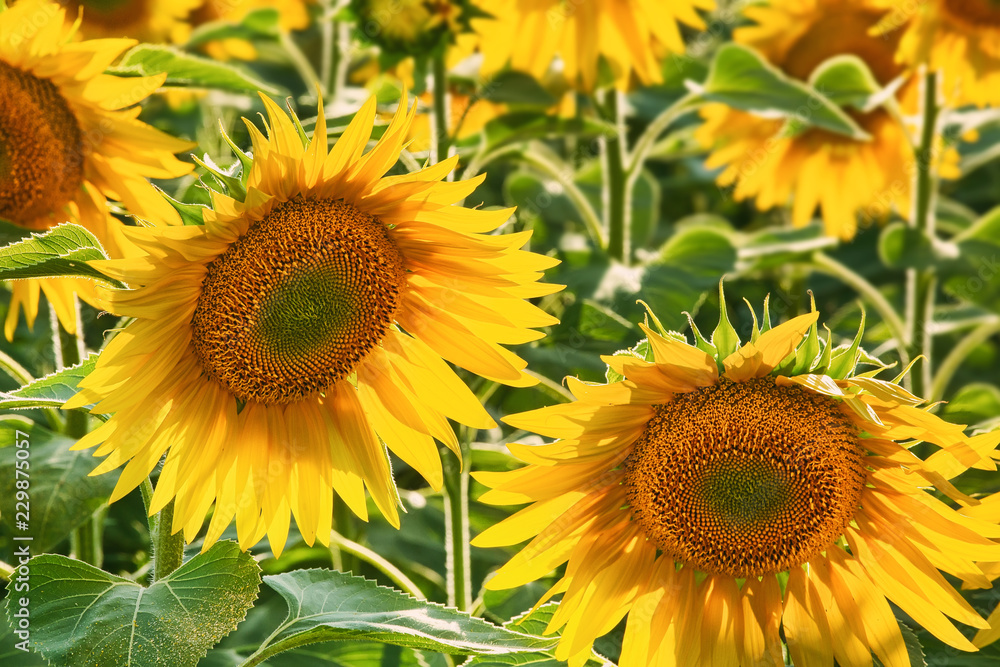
743,297,761,343
636,299,669,338
218,123,254,187
814,325,835,374
787,293,821,374
711,281,741,359
192,154,247,201
761,294,774,333
156,187,206,226
288,101,311,148
605,338,653,383
827,310,866,379
684,312,717,357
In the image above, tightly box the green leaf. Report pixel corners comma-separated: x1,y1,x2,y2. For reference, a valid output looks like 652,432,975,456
808,55,902,112
736,224,837,271
157,187,206,226
3,542,261,667
186,7,282,47
110,44,279,95
878,222,956,270
640,226,737,332
0,354,98,411
0,419,115,552
485,113,615,152
693,44,869,140
873,623,926,667
463,603,610,667
1,612,46,665
0,224,122,287
249,569,558,664
481,71,558,106
940,383,1000,429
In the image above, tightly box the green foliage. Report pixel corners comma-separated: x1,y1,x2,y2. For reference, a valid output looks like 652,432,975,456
0,224,121,288
0,354,97,412
0,419,115,552
245,569,558,664
110,44,280,94
3,542,261,666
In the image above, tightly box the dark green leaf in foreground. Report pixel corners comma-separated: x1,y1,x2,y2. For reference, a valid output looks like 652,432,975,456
693,44,868,140
0,354,98,412
463,603,611,667
0,419,115,552
808,55,902,113
0,224,122,287
110,44,279,95
245,569,558,665
3,542,261,667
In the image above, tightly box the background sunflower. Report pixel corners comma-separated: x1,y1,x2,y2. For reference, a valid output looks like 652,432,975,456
0,0,192,338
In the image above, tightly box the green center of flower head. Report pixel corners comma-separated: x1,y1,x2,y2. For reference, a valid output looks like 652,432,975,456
0,60,84,229
191,198,407,405
624,376,865,578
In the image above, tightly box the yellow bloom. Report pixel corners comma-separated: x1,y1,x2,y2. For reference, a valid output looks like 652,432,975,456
695,0,915,240
192,0,312,60
357,0,461,51
874,0,1000,107
0,0,193,338
475,297,1000,666
65,93,560,556
472,0,714,91
59,0,201,43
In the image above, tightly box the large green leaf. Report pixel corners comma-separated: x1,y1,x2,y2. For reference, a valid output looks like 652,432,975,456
110,44,279,95
0,419,115,552
808,55,901,113
485,113,615,152
185,7,281,47
0,354,97,411
0,224,121,287
640,225,738,331
246,569,558,665
463,603,610,667
3,542,261,667
693,44,868,140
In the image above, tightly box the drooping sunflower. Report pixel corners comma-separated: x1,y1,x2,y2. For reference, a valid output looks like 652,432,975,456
474,295,1000,666
472,0,715,91
695,0,932,240
0,0,193,338
58,0,201,44
873,0,1000,107
65,93,560,556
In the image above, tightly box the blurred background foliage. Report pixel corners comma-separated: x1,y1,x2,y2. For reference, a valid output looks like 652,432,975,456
2,0,1000,664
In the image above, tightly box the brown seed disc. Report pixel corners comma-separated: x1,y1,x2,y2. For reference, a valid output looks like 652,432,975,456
191,198,407,405
0,60,84,229
942,0,1000,28
624,376,865,577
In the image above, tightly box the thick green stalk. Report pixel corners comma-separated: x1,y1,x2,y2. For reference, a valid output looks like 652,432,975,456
139,480,185,582
432,52,450,166
604,89,630,264
442,435,471,611
906,71,941,398
332,500,358,572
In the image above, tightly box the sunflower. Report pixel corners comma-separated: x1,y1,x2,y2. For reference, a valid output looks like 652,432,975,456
0,0,193,338
355,0,462,56
874,0,1000,107
64,92,560,556
58,0,201,44
473,295,1000,666
695,0,923,241
472,0,715,91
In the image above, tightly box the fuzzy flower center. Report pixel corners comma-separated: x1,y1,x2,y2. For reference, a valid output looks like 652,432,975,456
624,376,864,578
0,60,84,229
191,198,406,405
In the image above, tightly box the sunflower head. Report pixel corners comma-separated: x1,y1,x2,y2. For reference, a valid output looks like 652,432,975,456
66,91,560,557
354,0,468,59
474,285,1000,665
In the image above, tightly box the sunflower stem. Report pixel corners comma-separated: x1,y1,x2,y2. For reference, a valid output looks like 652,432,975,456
906,70,941,398
151,500,185,582
810,253,909,365
603,89,630,264
332,500,358,573
442,432,472,611
329,530,424,599
432,51,451,167
929,316,1000,403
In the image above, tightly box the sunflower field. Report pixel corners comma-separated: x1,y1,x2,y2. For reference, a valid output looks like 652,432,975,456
2,0,1000,665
